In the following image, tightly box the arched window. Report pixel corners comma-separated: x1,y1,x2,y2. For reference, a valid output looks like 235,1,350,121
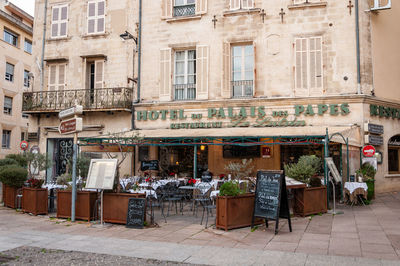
388,135,400,173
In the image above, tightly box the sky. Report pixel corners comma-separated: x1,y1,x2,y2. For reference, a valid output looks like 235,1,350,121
8,0,35,17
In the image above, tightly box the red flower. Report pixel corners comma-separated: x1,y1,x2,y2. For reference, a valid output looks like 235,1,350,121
219,174,225,179
188,178,196,185
169,172,175,176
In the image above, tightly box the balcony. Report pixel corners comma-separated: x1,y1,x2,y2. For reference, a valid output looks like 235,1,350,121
22,87,133,113
232,80,253,98
173,4,195,17
174,83,196,100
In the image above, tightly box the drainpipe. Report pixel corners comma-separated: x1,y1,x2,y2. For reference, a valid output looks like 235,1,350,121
137,0,142,103
40,0,48,92
355,0,362,94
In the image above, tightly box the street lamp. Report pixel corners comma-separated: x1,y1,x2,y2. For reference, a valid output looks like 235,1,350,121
120,31,137,44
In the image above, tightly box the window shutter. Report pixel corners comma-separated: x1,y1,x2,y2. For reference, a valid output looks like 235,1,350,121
196,45,209,100
49,65,57,91
88,2,96,33
195,0,207,14
221,42,231,98
60,6,68,37
58,65,66,91
95,61,104,88
309,37,323,94
51,7,59,37
242,0,254,9
294,38,308,96
230,0,240,10
97,1,105,33
161,0,173,19
159,48,172,101
253,43,256,96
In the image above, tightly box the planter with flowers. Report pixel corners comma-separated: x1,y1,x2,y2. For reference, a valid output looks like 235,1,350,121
284,155,327,216
22,178,48,215
188,178,197,186
0,159,28,209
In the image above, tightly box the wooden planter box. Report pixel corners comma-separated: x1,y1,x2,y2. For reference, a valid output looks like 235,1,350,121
22,187,48,215
3,184,20,209
57,191,98,221
216,193,263,231
103,193,146,224
293,186,327,216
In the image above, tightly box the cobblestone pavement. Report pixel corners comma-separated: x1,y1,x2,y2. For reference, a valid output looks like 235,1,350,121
0,246,205,266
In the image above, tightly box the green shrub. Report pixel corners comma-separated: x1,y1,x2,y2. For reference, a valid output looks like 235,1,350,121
284,155,323,185
0,165,28,187
5,154,28,168
356,163,376,179
298,155,322,175
219,181,244,197
0,158,18,167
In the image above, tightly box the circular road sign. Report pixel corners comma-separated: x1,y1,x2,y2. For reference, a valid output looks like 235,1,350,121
20,141,29,151
362,145,376,157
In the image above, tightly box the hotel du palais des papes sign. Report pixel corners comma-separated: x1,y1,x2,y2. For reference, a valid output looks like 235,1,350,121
135,103,350,130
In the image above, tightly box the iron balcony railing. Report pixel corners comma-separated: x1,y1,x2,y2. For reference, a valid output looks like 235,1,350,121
174,83,196,100
173,4,195,17
22,87,133,112
232,80,253,98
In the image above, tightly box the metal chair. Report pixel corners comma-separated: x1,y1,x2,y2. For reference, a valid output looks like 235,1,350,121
161,183,183,216
193,183,212,217
147,188,166,223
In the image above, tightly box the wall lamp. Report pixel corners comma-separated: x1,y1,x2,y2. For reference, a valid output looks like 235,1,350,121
120,31,137,45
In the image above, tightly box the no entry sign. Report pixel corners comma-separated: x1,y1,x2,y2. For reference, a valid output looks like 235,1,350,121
362,145,376,157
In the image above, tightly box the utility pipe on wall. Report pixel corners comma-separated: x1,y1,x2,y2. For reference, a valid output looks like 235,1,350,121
355,0,362,94
40,0,48,91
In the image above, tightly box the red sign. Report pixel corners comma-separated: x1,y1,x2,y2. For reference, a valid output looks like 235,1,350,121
20,141,29,151
59,118,82,134
362,145,376,157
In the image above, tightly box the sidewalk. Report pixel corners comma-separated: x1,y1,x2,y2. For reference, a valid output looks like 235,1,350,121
1,192,400,265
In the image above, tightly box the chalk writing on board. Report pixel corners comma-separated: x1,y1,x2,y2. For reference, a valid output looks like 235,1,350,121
126,198,145,229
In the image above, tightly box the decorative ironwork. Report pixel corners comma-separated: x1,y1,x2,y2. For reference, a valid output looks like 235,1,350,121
22,87,133,112
56,139,73,176
174,83,196,100
231,80,253,98
173,4,195,17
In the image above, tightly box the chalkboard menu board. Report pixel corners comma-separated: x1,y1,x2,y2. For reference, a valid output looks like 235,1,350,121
140,160,159,171
126,198,146,229
252,170,292,234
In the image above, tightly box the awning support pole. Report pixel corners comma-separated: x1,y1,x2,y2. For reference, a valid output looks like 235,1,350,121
324,128,330,209
193,145,198,179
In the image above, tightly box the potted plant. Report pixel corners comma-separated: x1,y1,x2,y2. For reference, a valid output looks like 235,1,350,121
284,155,327,216
56,172,98,222
0,162,28,209
356,163,376,200
22,178,48,215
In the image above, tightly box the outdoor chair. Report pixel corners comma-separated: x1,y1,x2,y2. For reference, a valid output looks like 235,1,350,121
160,183,183,216
147,188,166,223
192,183,213,217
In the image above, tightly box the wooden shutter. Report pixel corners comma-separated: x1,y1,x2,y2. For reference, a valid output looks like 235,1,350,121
309,37,323,95
242,0,254,9
230,0,240,10
221,42,231,98
60,6,68,37
159,48,172,101
161,0,173,19
97,1,105,33
58,64,66,91
195,0,207,15
51,6,59,37
95,60,104,88
88,1,96,33
196,45,209,100
49,65,57,91
252,43,256,96
294,38,308,96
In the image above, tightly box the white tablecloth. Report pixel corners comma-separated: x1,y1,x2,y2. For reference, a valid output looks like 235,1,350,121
43,184,67,190
129,189,157,198
210,190,219,198
344,182,368,194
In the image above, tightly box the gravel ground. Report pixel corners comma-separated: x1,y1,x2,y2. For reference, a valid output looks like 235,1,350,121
0,247,206,266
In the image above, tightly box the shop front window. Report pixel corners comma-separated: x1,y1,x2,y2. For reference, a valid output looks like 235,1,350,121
388,135,400,174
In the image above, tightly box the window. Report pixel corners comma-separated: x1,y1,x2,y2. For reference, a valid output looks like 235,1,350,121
87,0,105,34
230,0,254,10
388,135,400,174
295,37,323,95
293,0,321,4
223,145,260,158
51,5,68,38
24,39,32,53
48,64,67,91
21,132,26,141
24,70,30,87
174,0,195,17
3,29,18,46
3,96,12,115
174,50,196,100
2,130,11,149
22,113,29,119
5,63,14,82
232,45,253,97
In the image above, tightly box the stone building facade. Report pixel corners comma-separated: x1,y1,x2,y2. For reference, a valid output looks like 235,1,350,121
25,0,400,193
0,0,33,158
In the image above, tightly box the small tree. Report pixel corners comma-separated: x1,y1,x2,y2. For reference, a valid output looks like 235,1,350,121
0,165,28,188
224,159,254,180
5,154,27,168
24,152,52,178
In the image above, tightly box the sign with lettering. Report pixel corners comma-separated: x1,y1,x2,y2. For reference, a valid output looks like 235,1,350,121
85,159,118,190
365,123,384,135
59,105,83,120
136,103,350,130
365,135,384,146
59,118,83,135
140,160,159,171
252,170,292,234
362,145,376,157
126,198,146,229
370,104,400,119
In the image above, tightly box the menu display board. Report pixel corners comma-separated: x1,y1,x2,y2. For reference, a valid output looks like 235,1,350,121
252,170,292,234
85,159,118,190
126,198,146,229
140,160,159,171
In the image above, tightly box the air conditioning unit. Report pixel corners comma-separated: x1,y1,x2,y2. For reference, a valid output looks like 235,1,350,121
370,0,391,11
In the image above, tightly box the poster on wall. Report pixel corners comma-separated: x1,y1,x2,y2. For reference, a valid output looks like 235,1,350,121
261,146,272,158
